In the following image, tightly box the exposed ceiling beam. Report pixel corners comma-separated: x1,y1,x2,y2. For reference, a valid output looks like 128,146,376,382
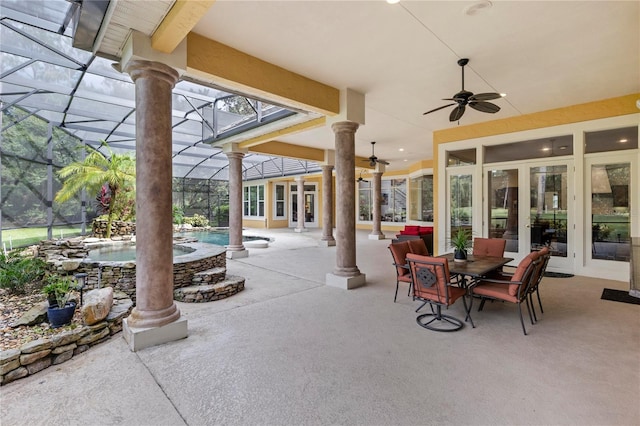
186,33,340,117
151,0,216,53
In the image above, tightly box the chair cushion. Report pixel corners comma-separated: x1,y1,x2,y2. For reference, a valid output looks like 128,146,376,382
472,282,518,303
406,254,461,305
389,242,411,276
472,238,506,257
508,254,535,296
407,239,429,256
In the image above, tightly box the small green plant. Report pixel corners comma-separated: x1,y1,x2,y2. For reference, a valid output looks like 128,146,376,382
184,213,209,227
0,249,47,294
172,205,184,225
450,228,472,253
42,275,75,308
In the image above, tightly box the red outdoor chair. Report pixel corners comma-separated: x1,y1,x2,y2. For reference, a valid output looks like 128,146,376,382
406,253,474,332
389,241,412,302
471,252,540,335
472,237,507,257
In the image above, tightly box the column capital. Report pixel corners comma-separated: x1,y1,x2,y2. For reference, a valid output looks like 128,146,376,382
222,142,248,155
320,164,334,171
225,151,245,160
124,60,179,87
331,121,359,135
295,175,306,182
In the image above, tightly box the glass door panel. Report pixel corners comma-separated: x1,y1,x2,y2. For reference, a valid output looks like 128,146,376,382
590,163,631,261
483,160,572,270
449,174,472,242
487,169,519,253
530,165,568,258
304,193,315,224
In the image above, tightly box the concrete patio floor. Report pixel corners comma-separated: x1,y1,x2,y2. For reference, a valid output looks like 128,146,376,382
1,229,639,425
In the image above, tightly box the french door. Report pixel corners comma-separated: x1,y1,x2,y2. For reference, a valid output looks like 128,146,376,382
289,183,317,228
483,159,574,272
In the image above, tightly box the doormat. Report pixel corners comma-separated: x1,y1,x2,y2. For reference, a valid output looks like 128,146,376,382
601,288,640,305
544,272,574,278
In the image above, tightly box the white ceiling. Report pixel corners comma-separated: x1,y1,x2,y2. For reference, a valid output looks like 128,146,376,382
120,1,640,170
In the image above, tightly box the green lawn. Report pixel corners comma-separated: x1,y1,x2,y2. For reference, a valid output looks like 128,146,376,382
2,226,83,249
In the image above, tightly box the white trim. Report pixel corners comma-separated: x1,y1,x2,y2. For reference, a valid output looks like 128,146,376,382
437,114,639,281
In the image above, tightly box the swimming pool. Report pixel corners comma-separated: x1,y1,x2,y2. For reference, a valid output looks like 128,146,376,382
180,230,266,246
87,244,194,262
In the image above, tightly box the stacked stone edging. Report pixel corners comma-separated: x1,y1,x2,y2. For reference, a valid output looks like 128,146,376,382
36,239,227,303
91,219,135,238
174,275,245,303
1,293,133,386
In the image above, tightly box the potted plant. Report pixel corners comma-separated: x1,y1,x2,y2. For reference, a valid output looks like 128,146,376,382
42,275,77,328
450,228,472,263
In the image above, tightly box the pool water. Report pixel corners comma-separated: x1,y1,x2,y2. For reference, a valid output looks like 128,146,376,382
87,245,192,262
181,230,264,246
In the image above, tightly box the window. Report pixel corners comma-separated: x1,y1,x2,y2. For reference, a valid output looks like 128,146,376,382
274,184,285,218
358,179,407,223
358,180,372,221
585,127,638,154
409,175,433,221
243,184,264,217
382,179,407,223
484,135,573,163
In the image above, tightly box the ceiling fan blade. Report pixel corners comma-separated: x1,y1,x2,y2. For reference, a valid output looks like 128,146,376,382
449,105,465,121
423,103,455,115
469,92,502,101
469,101,500,113
378,160,390,165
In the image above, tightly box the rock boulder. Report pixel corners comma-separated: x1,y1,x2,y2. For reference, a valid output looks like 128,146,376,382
81,287,114,325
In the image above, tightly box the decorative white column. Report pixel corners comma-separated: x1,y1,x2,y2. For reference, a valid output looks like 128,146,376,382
326,121,366,289
295,175,308,232
225,147,248,259
122,60,187,351
369,166,385,240
319,164,336,246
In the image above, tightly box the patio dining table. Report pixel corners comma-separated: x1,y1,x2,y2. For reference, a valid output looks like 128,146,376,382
438,253,514,286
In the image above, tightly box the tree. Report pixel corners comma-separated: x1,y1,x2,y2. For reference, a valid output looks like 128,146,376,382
55,142,135,238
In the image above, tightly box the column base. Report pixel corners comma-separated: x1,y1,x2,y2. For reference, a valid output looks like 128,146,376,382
368,233,386,240
294,228,309,233
326,272,366,290
226,249,249,259
319,239,336,247
123,315,188,352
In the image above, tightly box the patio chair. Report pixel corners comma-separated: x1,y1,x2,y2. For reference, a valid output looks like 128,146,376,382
406,253,474,332
407,238,429,256
472,237,507,257
389,241,413,302
527,246,551,321
388,239,431,302
471,253,540,335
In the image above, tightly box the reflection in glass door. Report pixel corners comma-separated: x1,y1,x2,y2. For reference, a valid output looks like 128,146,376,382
484,162,572,269
449,173,472,242
487,169,519,253
529,165,568,260
590,163,631,262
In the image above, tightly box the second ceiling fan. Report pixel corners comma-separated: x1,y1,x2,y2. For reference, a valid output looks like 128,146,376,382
423,58,503,122
365,141,389,167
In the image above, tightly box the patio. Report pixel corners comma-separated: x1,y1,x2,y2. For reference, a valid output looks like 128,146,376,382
1,228,638,425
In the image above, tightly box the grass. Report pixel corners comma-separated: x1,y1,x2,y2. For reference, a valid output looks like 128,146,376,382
1,226,83,249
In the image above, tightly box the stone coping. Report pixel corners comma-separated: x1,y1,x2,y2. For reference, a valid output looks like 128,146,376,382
79,241,223,268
